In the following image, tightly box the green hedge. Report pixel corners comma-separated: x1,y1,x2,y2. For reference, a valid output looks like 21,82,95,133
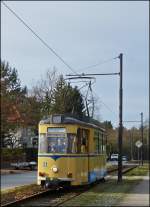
2,148,26,162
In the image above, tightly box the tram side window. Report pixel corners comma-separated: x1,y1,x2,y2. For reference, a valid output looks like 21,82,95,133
99,132,103,154
67,134,77,153
39,133,48,153
77,128,81,153
94,137,99,153
76,128,88,153
99,132,106,154
81,129,88,153
102,134,106,153
94,130,99,153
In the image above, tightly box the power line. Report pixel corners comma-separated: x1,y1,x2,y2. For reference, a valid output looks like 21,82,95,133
123,121,141,123
66,73,118,120
2,1,120,125
65,80,91,84
93,90,118,119
67,72,120,76
78,82,90,91
2,1,77,75
66,76,95,80
66,79,96,86
76,56,118,72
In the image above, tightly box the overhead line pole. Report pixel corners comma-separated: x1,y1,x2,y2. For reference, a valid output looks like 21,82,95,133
140,112,144,165
118,53,123,182
66,53,124,183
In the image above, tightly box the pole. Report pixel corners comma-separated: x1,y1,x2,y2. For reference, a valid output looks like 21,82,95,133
130,130,134,161
140,112,144,165
118,53,123,182
109,144,112,158
138,147,140,165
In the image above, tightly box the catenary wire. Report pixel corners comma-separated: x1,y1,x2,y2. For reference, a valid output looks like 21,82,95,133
76,56,119,72
2,1,78,75
2,1,120,81
92,90,118,119
2,1,119,125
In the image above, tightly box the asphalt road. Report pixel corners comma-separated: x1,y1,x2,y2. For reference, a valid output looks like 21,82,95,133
1,162,138,191
1,171,37,190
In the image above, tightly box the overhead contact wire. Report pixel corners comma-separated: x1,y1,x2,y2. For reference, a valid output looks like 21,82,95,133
2,1,77,75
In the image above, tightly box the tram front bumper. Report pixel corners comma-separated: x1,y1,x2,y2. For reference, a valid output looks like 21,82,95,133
39,176,74,187
45,178,61,188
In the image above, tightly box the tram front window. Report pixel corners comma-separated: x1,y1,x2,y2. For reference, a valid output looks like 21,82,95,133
47,137,67,153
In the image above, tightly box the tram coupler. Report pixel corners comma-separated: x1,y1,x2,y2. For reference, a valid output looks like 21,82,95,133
44,178,60,189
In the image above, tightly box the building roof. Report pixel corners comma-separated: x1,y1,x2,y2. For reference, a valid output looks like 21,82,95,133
7,105,25,123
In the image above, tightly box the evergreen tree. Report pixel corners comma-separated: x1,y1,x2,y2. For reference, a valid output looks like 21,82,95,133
51,75,85,117
1,60,27,147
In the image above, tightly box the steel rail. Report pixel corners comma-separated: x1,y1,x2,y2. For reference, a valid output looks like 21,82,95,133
1,189,52,207
54,165,138,207
1,165,137,207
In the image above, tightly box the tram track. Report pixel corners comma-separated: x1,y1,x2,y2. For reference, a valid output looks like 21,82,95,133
54,165,138,207
1,189,51,207
1,165,137,207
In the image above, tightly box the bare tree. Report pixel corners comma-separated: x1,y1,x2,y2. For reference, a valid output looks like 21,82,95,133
31,68,58,115
32,69,57,102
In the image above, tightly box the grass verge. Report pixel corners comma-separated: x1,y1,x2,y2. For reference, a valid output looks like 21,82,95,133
62,179,141,206
125,164,149,176
1,165,148,206
61,165,149,206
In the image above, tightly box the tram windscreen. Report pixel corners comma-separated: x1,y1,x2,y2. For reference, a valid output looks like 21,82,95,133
39,128,67,153
47,136,67,153
47,128,67,153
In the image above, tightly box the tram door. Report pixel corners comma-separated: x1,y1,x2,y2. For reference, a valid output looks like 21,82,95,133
77,128,89,183
85,130,90,183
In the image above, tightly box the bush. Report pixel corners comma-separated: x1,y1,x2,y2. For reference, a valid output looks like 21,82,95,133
1,148,38,163
1,148,25,162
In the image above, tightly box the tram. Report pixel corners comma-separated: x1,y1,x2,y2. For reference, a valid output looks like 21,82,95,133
37,114,107,187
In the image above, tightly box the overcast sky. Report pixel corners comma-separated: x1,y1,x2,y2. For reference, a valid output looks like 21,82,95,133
1,1,149,128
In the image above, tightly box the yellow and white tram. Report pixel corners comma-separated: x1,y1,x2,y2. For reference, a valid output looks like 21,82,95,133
37,114,107,187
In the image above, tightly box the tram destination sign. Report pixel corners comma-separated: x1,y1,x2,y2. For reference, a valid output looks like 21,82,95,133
135,140,143,148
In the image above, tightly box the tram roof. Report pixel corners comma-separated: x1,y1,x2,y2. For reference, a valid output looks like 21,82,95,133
39,114,105,132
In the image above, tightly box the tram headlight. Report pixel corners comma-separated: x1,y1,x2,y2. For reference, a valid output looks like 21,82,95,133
52,166,58,173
